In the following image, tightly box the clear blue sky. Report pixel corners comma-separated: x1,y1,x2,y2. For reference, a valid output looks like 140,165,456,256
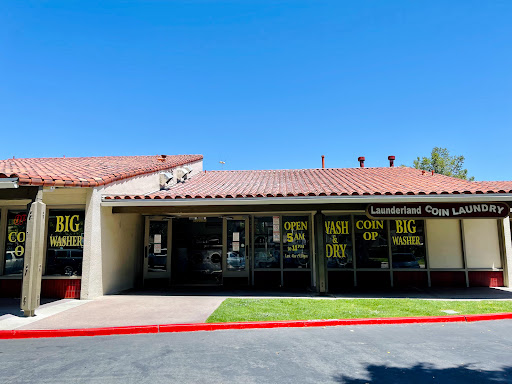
1,1,511,180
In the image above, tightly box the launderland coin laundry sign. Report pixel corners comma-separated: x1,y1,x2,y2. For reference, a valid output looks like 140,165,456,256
366,202,510,219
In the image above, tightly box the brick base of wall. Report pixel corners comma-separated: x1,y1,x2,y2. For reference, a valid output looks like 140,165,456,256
0,279,22,298
0,279,81,299
393,271,429,288
41,279,81,298
468,271,504,287
430,271,467,287
429,271,504,288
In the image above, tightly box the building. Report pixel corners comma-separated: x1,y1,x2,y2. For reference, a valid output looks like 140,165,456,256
1,154,512,314
0,154,203,311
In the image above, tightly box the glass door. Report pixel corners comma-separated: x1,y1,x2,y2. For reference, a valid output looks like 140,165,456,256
144,217,171,283
223,217,249,280
171,217,223,285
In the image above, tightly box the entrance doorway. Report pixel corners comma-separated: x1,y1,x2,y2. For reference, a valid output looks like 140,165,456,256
143,216,251,287
143,217,171,285
223,217,249,283
171,217,223,285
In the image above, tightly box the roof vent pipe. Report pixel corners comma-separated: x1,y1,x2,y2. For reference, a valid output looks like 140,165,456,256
358,157,365,168
388,156,395,167
321,155,325,169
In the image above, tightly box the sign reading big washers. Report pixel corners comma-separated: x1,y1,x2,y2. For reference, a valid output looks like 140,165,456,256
366,202,510,219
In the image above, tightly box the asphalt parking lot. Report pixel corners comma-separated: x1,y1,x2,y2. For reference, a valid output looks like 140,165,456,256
1,319,511,383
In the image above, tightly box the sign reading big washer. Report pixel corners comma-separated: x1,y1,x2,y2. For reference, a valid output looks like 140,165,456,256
366,202,510,219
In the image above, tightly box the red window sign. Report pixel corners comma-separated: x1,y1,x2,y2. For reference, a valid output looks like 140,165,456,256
13,214,27,226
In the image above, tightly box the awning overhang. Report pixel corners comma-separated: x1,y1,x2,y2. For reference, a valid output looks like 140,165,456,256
101,193,512,208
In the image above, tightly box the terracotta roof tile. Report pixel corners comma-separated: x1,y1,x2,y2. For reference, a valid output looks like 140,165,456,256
0,155,202,187
103,167,512,200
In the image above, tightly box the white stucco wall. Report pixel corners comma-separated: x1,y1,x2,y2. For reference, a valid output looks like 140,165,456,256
81,188,103,299
463,219,502,269
100,207,142,294
42,187,87,205
80,174,158,299
97,159,203,195
503,217,512,287
161,159,203,188
101,172,161,196
184,159,203,177
81,159,203,299
426,219,464,268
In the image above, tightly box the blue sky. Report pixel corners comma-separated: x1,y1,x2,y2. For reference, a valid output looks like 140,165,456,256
1,1,511,180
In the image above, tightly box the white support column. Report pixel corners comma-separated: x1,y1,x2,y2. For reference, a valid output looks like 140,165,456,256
80,188,104,299
21,189,46,317
0,207,7,276
502,217,512,287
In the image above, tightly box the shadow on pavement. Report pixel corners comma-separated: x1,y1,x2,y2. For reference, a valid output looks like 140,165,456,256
0,298,60,317
334,363,512,384
116,286,318,297
115,286,512,300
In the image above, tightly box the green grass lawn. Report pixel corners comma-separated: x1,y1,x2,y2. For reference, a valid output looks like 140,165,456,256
206,298,512,323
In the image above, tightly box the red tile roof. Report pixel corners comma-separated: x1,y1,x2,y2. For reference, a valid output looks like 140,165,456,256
0,155,202,187
104,167,512,200
475,181,512,192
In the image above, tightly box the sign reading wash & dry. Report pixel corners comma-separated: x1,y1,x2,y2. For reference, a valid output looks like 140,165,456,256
366,202,510,219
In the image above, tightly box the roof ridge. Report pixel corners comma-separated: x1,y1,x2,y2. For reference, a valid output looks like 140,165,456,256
202,166,418,173
0,154,203,161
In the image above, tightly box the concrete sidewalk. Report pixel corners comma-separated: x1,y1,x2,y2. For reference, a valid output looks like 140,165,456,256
1,287,512,331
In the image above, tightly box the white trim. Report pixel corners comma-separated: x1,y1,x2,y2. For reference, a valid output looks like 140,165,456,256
102,194,512,207
0,178,19,189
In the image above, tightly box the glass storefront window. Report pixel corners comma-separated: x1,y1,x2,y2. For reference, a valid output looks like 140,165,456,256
3,211,27,275
226,219,246,271
254,217,280,268
325,215,353,268
354,216,389,268
45,210,85,276
282,216,310,268
390,220,426,268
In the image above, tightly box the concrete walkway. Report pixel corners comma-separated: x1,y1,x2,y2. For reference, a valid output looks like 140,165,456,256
1,287,512,331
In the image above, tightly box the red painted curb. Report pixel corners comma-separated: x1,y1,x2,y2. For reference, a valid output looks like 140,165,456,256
1,313,511,340
158,315,468,334
464,312,512,322
0,325,159,340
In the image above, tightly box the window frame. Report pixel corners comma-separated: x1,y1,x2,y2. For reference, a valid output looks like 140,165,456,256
323,211,430,288
1,207,29,277
44,206,86,277
251,212,315,288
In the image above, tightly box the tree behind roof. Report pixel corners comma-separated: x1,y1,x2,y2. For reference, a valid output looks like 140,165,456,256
413,147,475,181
